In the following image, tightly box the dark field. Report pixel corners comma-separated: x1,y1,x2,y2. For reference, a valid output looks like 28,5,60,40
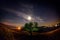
0,23,60,40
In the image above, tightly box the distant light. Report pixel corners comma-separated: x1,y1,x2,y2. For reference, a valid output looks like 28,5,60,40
55,24,57,27
27,16,32,21
17,27,21,30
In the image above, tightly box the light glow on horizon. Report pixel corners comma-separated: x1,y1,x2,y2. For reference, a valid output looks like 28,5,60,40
17,27,21,30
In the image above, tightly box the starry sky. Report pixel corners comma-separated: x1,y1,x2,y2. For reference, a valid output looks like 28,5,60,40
0,0,59,27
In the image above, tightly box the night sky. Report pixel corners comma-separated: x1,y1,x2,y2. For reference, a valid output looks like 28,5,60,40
0,0,59,27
